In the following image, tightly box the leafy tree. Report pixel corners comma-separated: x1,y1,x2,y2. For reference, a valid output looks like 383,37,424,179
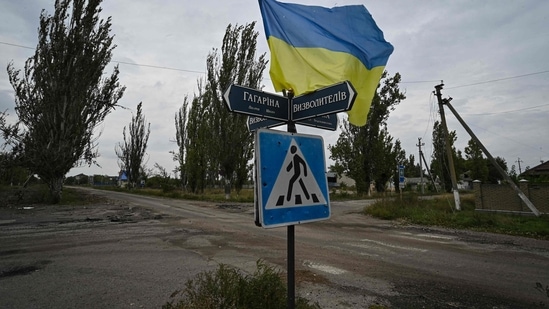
0,151,28,186
487,156,508,184
152,162,175,192
185,83,211,193
0,0,125,203
403,154,422,177
115,102,150,188
183,23,267,195
206,22,267,197
509,164,519,183
329,72,406,195
464,138,488,182
173,97,189,188
430,120,462,192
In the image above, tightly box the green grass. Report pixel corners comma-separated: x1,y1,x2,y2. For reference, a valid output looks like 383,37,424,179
164,260,320,309
0,184,109,206
365,193,549,239
101,186,256,203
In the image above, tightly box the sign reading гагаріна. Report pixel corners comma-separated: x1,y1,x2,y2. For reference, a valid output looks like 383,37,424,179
223,84,288,121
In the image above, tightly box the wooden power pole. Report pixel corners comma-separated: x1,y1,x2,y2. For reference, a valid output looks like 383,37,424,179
417,138,425,194
434,83,461,210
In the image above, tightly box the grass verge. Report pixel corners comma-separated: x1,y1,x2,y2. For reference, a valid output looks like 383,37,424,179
163,260,320,309
100,186,256,203
365,193,549,239
0,184,105,206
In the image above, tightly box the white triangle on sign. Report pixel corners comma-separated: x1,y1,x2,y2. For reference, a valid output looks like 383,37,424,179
265,139,327,209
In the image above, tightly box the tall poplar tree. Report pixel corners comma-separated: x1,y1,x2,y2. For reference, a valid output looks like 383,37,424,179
183,23,267,195
1,0,125,203
185,82,212,193
430,120,463,192
208,23,267,197
115,102,150,188
173,96,189,188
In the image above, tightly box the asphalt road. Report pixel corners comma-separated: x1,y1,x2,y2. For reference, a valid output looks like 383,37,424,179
1,187,548,308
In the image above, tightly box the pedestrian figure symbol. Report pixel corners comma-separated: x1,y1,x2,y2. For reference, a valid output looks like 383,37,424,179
263,139,325,209
286,145,310,201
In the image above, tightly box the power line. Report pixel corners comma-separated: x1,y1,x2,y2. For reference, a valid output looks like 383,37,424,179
421,92,435,140
401,79,442,84
1,41,205,74
0,41,34,50
463,103,549,116
113,60,204,74
467,122,549,156
446,70,549,89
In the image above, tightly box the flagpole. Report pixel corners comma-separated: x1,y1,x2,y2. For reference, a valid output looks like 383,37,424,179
286,89,296,309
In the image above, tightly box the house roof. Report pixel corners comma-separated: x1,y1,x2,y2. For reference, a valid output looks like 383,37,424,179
119,170,128,181
520,161,549,177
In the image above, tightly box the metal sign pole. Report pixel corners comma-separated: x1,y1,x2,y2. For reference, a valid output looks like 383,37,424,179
286,90,296,309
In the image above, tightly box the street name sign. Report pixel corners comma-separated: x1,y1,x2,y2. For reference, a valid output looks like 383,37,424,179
248,116,285,132
248,114,338,132
223,84,288,121
297,114,338,131
292,81,356,122
255,128,330,228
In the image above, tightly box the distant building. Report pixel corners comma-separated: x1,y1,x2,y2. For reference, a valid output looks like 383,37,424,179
118,170,128,187
74,173,91,185
520,161,549,180
458,170,474,190
326,172,338,187
326,172,356,188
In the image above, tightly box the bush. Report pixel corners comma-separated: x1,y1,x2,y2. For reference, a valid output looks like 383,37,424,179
164,260,320,309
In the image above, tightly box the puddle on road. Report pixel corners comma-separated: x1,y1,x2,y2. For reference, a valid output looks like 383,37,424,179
0,260,51,278
415,233,454,240
393,231,455,244
359,238,428,253
303,260,347,275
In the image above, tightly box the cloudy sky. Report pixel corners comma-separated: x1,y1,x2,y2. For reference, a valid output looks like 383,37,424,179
1,0,548,178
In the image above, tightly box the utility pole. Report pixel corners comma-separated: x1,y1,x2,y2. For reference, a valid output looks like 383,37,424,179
420,148,439,193
434,83,461,210
417,137,425,194
516,157,523,175
443,99,540,216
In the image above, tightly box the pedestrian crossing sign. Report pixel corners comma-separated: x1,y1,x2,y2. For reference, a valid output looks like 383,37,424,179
255,128,330,228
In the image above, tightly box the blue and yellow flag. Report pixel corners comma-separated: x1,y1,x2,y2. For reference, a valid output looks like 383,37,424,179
258,0,393,126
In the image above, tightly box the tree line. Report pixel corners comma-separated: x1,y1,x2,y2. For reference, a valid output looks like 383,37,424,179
0,0,527,203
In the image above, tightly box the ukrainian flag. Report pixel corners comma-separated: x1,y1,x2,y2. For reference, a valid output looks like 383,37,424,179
258,0,393,126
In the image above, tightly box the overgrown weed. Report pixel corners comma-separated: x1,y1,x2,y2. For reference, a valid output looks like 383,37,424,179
164,260,320,309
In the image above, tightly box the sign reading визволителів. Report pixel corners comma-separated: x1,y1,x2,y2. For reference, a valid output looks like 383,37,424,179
292,81,356,121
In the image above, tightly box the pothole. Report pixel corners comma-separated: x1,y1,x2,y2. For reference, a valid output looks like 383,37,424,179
0,260,51,279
